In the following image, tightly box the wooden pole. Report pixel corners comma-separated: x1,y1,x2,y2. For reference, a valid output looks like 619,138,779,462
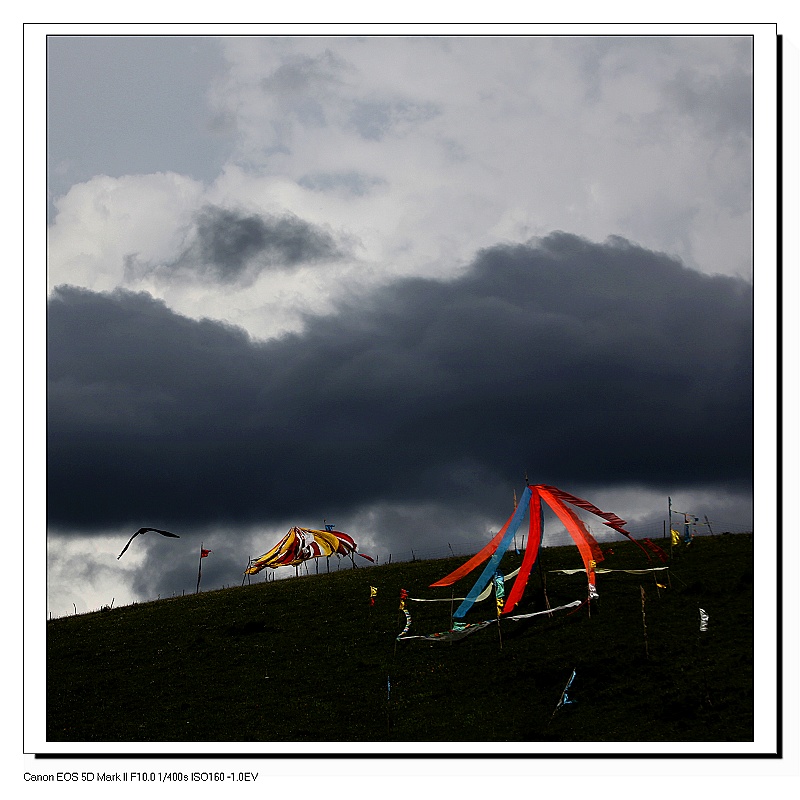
538,551,552,616
195,542,204,594
495,598,503,650
668,496,673,561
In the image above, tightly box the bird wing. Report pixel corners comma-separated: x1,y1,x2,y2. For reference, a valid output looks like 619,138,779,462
117,531,141,560
144,528,180,538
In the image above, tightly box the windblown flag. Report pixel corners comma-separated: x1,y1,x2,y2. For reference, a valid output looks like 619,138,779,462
370,586,378,606
671,529,681,546
554,669,577,714
493,571,505,617
196,544,211,593
397,609,412,639
699,608,709,632
245,527,374,574
642,538,669,563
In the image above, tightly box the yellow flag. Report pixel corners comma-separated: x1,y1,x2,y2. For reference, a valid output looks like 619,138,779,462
671,529,681,546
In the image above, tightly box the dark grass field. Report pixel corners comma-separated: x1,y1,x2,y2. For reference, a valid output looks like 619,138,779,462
46,533,754,744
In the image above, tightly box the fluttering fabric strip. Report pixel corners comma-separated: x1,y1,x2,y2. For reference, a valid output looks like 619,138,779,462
502,488,543,614
396,599,584,643
549,567,669,575
537,486,604,589
505,599,583,620
430,487,533,588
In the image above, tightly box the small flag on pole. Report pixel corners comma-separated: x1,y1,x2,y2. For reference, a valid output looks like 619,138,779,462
552,669,577,719
196,544,211,594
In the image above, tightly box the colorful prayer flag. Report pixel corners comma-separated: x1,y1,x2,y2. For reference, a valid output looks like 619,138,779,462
554,669,577,714
246,527,373,573
493,572,505,617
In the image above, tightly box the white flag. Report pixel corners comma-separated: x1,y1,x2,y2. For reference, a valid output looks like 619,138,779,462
699,608,709,632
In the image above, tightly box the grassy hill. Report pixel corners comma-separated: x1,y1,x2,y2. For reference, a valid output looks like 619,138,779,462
46,533,754,744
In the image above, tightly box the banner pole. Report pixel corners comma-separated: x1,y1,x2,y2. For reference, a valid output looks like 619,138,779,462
196,542,203,594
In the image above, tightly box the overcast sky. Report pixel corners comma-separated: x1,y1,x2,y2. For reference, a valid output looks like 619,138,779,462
42,32,761,619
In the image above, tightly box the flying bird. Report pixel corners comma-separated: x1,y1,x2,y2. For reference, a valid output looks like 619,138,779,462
117,527,180,560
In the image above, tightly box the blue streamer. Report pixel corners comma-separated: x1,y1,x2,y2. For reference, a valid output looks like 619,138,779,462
453,486,532,620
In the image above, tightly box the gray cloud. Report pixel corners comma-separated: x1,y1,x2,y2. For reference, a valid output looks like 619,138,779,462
298,170,386,197
128,205,344,285
48,232,753,544
663,65,753,145
347,97,441,141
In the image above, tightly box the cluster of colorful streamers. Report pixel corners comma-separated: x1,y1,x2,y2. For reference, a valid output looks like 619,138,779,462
245,527,374,574
432,484,644,619
431,485,535,620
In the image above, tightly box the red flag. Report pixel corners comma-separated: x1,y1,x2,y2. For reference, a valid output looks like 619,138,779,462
201,549,212,558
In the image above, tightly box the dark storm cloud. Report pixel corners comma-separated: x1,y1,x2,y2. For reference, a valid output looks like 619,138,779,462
192,206,342,276
48,232,752,536
130,205,344,285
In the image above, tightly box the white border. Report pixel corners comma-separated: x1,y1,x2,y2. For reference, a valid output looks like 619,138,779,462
19,20,793,779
